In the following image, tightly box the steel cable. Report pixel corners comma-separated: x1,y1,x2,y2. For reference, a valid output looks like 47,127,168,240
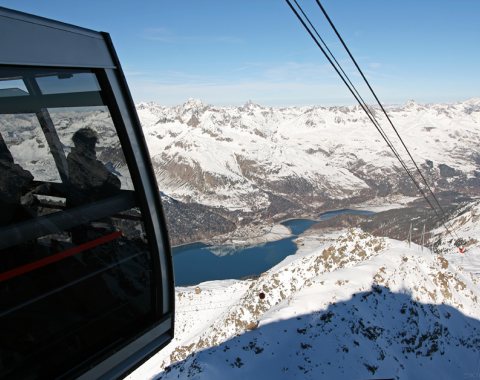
285,0,458,241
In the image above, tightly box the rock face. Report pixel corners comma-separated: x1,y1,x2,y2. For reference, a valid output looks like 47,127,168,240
439,163,458,178
161,193,236,246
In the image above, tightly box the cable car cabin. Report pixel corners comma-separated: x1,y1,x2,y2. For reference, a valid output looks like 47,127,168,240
0,7,174,379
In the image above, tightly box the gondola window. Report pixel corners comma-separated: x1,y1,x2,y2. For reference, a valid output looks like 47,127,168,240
0,67,157,379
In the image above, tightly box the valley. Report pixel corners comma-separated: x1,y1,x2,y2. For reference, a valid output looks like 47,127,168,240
138,98,480,245
124,99,480,379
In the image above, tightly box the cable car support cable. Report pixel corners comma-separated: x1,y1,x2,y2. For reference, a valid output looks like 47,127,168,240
290,0,419,185
314,0,451,222
285,0,458,241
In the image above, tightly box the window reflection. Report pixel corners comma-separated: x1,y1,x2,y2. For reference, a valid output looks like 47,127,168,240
0,113,62,182
0,135,35,225
0,67,154,379
0,79,29,97
49,107,134,190
36,72,100,95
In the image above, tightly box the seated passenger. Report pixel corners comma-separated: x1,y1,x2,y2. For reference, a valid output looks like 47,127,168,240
0,135,38,305
0,136,35,225
67,128,121,244
67,127,121,208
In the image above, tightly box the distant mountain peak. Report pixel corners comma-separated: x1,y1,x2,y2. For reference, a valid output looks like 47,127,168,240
405,99,417,107
182,98,205,110
241,99,262,110
463,97,480,106
136,101,158,110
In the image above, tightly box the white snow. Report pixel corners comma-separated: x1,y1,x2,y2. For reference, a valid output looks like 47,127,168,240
123,99,480,379
138,98,480,210
352,195,420,213
433,200,480,279
127,224,480,380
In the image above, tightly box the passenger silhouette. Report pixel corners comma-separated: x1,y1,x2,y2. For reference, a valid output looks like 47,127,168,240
0,134,39,295
67,127,121,209
0,135,34,225
67,127,121,244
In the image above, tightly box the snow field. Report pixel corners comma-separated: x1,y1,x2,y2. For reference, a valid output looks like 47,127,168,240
129,226,480,380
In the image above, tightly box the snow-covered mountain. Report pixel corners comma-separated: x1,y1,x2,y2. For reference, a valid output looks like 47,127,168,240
127,222,480,380
432,199,480,270
5,99,479,244
139,98,480,216
121,100,480,378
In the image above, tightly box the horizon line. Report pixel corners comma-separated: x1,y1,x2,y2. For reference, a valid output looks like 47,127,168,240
134,96,480,109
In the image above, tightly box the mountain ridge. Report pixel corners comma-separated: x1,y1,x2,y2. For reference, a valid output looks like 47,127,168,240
139,98,480,217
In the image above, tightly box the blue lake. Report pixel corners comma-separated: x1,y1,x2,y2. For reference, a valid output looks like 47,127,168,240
172,209,374,286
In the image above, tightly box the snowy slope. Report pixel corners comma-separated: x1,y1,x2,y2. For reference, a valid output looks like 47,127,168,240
123,100,480,379
138,98,480,212
5,99,479,215
127,228,480,380
432,200,480,278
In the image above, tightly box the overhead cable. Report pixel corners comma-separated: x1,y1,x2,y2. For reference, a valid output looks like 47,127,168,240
314,0,448,219
285,0,458,239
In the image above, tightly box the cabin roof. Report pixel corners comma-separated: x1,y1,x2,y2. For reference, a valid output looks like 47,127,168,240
0,6,115,68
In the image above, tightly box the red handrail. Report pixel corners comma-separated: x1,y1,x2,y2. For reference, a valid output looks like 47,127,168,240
0,230,122,283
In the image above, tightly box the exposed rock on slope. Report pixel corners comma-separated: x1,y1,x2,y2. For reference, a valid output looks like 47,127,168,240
139,98,480,215
128,228,480,380
160,193,236,246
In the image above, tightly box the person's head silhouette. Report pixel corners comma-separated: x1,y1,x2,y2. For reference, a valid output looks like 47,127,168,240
72,127,98,154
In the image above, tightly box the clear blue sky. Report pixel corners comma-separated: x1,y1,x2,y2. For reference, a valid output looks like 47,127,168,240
1,0,479,106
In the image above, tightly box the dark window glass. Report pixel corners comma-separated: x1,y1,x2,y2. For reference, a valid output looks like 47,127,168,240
0,113,61,182
0,78,29,97
0,67,155,379
36,72,100,94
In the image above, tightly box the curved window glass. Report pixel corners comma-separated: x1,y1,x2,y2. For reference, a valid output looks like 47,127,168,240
0,67,156,379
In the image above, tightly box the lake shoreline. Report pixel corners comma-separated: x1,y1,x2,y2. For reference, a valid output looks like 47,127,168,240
172,207,377,252
172,208,378,286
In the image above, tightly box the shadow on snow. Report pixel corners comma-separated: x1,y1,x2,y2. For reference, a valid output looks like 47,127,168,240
157,285,480,380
